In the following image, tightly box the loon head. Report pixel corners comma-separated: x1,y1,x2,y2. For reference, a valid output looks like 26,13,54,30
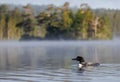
72,56,85,63
72,56,85,69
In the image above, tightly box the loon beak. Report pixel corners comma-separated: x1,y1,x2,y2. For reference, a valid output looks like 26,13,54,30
72,58,77,60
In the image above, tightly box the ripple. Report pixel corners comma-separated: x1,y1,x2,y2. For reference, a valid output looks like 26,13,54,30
0,64,120,82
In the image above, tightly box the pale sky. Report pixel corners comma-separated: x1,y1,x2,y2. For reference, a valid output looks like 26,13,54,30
0,0,120,9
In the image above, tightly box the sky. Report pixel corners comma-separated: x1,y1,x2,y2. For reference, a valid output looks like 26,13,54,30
0,0,120,9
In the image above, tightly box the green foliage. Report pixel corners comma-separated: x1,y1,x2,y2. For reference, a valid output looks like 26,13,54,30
0,3,112,40
97,16,111,39
62,10,73,29
72,8,94,39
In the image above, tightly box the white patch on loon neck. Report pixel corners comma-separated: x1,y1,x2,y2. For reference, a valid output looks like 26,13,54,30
79,64,83,68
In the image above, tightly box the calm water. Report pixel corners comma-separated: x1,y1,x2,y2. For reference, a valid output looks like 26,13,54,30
0,40,120,82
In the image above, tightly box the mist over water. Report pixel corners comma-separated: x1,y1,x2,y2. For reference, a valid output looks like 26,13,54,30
0,40,120,70
0,40,120,82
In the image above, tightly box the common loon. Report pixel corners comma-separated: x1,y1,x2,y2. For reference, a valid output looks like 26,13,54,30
72,56,100,69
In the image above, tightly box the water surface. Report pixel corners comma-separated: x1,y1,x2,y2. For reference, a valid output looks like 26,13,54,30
0,40,120,82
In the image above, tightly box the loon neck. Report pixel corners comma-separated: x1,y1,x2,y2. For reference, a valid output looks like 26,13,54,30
79,64,83,68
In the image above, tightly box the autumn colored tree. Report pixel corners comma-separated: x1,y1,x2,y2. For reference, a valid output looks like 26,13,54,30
0,3,112,40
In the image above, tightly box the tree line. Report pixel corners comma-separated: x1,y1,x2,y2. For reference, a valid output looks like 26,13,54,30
0,2,115,40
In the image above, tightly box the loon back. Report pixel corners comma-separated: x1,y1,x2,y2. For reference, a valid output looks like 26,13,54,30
81,62,100,67
86,62,100,66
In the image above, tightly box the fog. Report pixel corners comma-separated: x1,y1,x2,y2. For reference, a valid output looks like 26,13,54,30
0,40,120,70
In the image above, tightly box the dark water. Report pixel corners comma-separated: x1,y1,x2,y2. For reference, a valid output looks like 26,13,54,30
0,41,120,82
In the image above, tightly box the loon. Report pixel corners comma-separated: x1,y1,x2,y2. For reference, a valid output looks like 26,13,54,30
72,56,100,69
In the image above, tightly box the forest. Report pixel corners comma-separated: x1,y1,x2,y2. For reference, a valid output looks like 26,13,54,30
0,2,119,40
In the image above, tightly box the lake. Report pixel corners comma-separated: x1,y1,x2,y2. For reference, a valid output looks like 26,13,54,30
0,40,120,82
